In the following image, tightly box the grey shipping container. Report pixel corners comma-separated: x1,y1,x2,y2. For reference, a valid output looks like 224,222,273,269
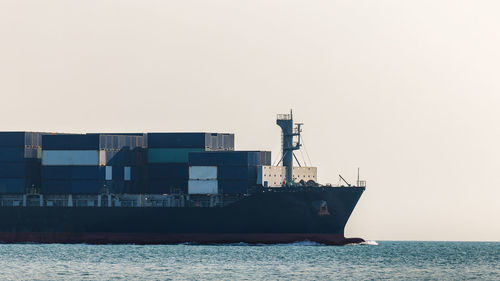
94,134,145,150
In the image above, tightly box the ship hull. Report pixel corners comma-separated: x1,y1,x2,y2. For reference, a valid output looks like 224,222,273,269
0,232,364,245
0,187,364,245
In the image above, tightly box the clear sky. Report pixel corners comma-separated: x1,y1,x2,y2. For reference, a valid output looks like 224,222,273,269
1,0,499,241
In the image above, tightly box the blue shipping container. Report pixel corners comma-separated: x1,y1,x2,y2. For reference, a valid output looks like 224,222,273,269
43,134,100,150
0,178,26,194
148,163,189,180
218,179,254,194
0,132,43,147
217,166,258,180
0,147,35,162
42,179,102,194
147,179,187,194
112,166,125,181
0,162,32,178
41,166,105,180
148,133,209,149
43,134,146,151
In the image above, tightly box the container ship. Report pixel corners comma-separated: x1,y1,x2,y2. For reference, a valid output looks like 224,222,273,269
0,111,365,245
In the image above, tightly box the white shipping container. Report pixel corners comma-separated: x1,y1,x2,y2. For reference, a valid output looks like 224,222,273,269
42,150,102,166
188,180,218,194
189,166,217,180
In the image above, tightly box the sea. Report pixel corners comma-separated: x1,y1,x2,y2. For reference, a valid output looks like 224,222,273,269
0,241,498,280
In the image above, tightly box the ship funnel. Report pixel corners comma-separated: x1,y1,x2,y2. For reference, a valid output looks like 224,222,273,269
276,109,302,185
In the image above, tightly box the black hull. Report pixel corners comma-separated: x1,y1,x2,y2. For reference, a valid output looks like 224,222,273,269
0,233,364,245
0,187,364,245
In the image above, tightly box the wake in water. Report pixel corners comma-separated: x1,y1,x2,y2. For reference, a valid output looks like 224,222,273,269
179,240,326,246
345,240,378,246
359,240,378,246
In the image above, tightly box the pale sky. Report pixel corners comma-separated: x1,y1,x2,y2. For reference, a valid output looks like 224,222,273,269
1,0,499,241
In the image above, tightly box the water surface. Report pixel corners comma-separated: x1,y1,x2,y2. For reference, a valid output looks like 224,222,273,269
0,241,498,280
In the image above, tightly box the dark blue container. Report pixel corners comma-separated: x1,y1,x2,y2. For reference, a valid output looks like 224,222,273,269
147,179,187,194
41,180,70,194
42,179,102,194
112,166,125,181
0,178,26,194
43,134,145,151
217,166,258,180
0,132,45,148
0,163,30,178
218,179,254,194
105,149,144,166
70,180,102,194
43,134,100,150
148,163,189,179
106,150,125,165
42,166,105,180
148,133,210,149
0,132,32,147
107,180,125,194
0,147,32,162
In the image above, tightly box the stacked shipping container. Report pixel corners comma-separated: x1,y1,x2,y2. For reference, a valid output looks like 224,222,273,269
146,133,234,194
189,151,271,194
0,131,274,195
0,132,44,194
41,134,146,194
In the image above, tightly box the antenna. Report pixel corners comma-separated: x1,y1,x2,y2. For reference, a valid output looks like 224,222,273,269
357,167,360,186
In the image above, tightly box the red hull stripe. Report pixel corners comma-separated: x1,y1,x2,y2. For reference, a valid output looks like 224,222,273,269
0,232,364,245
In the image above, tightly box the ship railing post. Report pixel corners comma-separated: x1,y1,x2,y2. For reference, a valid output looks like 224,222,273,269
68,194,73,207
136,195,142,207
39,194,43,207
97,195,102,207
22,194,27,207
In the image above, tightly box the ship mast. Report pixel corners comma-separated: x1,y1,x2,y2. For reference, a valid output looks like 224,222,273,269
276,109,302,185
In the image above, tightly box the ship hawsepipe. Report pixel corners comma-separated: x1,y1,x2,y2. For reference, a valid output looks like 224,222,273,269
0,187,364,245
